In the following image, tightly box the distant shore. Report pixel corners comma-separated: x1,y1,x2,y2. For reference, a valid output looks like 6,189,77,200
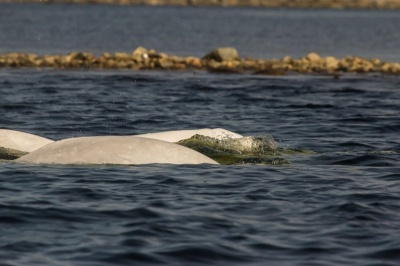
1,0,400,9
1,47,400,75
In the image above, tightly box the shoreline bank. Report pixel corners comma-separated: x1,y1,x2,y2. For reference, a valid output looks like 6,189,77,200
1,0,400,9
1,47,400,75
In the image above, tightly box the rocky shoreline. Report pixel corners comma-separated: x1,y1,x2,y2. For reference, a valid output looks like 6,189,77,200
1,0,400,9
1,47,400,75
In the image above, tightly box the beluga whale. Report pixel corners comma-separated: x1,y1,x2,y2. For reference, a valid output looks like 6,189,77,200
16,136,219,165
4,128,268,165
0,129,54,159
0,129,54,152
136,128,243,142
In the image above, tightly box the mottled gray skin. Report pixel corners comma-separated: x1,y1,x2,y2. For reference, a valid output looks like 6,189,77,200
179,134,278,155
177,134,288,165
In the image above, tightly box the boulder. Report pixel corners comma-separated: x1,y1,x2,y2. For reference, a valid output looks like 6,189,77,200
305,52,321,62
156,59,174,69
132,46,148,57
203,47,239,62
185,56,202,68
324,56,339,72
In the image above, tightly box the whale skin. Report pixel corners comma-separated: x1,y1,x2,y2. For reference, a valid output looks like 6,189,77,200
0,129,54,152
136,128,243,143
16,136,219,165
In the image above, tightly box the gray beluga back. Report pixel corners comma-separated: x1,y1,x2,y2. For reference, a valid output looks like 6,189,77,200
16,136,218,165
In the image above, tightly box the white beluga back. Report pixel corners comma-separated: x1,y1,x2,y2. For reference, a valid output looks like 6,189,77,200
0,129,54,152
16,136,218,165
136,128,243,143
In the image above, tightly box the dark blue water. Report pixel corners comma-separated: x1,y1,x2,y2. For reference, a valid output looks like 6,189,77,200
1,4,400,266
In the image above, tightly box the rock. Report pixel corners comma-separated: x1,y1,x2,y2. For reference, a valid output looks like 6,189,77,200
221,60,238,70
101,52,112,58
132,46,148,57
43,56,56,66
381,62,400,73
254,67,286,76
306,52,321,62
60,55,73,64
73,52,93,61
381,63,392,72
156,59,174,69
282,56,292,64
370,58,381,66
338,59,349,71
158,52,169,59
271,61,292,71
324,56,339,72
1,49,400,75
27,54,37,62
116,61,128,68
114,52,129,61
206,60,222,69
185,56,202,68
148,49,158,57
241,59,258,70
203,47,239,62
172,63,186,70
360,61,374,72
393,63,400,73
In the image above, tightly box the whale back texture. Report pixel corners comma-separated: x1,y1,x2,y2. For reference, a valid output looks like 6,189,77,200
16,136,219,165
136,128,243,143
0,129,54,152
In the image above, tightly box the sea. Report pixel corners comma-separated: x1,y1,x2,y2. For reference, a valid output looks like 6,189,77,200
0,4,400,266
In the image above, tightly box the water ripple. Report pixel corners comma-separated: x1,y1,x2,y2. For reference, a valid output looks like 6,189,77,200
1,69,400,265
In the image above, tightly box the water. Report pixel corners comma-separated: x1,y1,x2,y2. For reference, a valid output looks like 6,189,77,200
1,4,400,61
1,4,400,266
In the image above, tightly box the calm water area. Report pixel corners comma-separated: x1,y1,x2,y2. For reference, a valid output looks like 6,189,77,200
0,4,400,266
1,4,400,61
